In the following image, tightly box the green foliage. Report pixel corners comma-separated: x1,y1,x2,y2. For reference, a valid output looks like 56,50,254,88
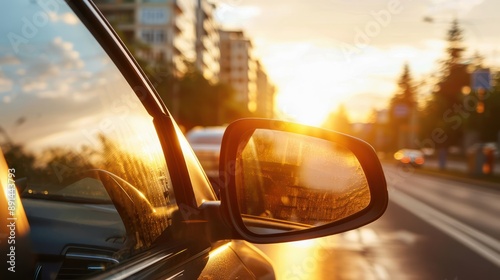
419,20,468,148
109,21,251,131
155,64,253,131
387,63,418,150
464,77,500,142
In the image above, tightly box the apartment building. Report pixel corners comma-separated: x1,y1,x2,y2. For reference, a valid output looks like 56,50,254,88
95,0,219,81
195,0,220,83
219,30,258,112
256,61,276,118
95,1,273,113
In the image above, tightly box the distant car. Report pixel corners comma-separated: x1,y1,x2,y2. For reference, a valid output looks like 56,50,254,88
394,149,425,167
186,127,225,180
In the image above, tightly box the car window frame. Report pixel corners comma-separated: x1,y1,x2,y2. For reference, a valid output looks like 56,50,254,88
70,0,209,210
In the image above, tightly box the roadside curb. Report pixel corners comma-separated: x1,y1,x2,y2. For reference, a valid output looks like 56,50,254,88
415,168,500,190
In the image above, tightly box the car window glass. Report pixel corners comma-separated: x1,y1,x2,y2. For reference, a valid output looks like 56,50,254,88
1,1,176,278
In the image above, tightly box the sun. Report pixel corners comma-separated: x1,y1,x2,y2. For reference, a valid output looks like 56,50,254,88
262,43,353,127
277,92,333,127
275,75,350,127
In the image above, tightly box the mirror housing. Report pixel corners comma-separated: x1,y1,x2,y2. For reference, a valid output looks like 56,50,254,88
219,119,388,244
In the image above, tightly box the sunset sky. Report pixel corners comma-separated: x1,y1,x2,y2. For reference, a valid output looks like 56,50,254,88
214,0,500,125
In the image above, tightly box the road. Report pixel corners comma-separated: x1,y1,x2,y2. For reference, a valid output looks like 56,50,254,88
255,163,500,279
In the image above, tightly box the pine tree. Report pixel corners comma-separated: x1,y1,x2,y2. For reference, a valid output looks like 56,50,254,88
388,63,417,150
435,19,470,104
419,19,471,168
390,63,417,113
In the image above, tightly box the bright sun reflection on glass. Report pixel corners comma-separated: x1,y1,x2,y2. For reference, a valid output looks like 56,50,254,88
120,116,164,165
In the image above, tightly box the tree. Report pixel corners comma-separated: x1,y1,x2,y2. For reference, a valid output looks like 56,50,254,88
110,21,252,132
473,73,500,142
488,75,500,142
435,19,470,105
157,64,253,131
388,63,418,150
419,19,470,168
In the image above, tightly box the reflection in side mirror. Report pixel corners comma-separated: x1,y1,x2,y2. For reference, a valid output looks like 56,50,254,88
220,119,388,243
235,129,371,234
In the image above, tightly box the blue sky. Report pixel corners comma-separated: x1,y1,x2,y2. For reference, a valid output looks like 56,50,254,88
0,1,145,151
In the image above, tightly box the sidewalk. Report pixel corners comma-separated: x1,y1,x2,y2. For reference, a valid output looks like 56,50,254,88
416,158,500,189
424,158,500,175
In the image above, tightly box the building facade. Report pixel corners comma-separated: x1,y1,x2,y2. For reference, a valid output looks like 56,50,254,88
256,61,275,118
219,30,258,112
95,0,219,80
95,1,274,114
195,0,220,83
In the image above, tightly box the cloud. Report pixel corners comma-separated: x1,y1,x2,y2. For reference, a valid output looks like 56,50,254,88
48,12,80,25
18,37,83,87
17,37,85,97
22,79,48,93
16,69,26,76
51,37,84,69
215,4,261,27
0,55,20,65
0,75,13,93
2,95,11,104
425,0,485,17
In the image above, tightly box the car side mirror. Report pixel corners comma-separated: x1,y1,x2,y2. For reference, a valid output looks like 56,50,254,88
219,119,388,243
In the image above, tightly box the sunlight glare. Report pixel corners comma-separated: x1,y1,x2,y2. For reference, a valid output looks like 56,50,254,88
266,44,357,126
121,115,165,165
274,60,349,127
277,92,333,127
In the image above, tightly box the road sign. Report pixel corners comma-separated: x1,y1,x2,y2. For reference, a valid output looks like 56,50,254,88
471,69,491,91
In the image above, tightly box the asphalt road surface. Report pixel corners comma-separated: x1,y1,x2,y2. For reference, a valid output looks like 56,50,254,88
255,163,500,279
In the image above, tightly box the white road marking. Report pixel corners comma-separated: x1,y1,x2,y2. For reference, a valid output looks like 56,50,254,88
360,228,380,245
373,263,390,280
390,188,500,267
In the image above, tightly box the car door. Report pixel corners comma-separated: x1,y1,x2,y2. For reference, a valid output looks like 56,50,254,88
0,1,272,279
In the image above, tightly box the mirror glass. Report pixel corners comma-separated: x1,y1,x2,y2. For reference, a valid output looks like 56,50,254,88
235,129,371,234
